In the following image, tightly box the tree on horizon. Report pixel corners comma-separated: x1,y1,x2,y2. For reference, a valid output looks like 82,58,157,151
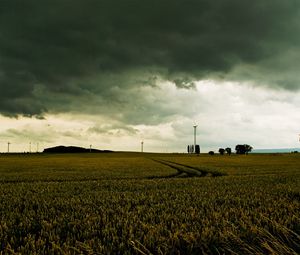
235,144,253,155
218,148,225,155
225,147,232,155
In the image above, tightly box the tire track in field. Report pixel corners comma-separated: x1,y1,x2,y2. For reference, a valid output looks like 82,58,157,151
150,158,226,178
161,159,227,177
149,159,205,178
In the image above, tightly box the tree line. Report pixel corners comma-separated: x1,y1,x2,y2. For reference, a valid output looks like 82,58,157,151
208,144,253,155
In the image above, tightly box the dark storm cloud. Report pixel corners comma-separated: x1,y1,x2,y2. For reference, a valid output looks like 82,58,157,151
0,0,300,117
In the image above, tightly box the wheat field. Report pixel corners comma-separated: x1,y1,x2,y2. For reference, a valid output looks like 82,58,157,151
0,153,299,254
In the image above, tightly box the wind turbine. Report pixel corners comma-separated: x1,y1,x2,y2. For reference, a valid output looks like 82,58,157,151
193,122,198,153
141,141,144,153
7,142,10,153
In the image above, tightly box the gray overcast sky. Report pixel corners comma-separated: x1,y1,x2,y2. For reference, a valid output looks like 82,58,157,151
0,0,300,152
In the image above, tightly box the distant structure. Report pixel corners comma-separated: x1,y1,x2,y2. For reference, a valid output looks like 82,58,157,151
90,144,92,153
187,125,200,154
7,142,10,153
141,141,144,153
187,145,194,153
195,145,200,154
29,142,31,153
193,124,197,150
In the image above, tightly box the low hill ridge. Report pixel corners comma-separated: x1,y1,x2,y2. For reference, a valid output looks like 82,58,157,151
43,146,113,153
252,148,300,153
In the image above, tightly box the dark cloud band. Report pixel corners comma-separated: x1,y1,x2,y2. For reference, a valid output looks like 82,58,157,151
0,0,299,117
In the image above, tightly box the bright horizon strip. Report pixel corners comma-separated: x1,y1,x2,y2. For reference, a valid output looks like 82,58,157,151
0,81,300,153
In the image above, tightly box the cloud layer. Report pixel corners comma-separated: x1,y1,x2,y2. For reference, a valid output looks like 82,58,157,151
1,81,300,153
0,0,300,119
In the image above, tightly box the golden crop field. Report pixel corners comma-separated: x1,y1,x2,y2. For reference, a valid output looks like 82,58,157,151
0,153,299,254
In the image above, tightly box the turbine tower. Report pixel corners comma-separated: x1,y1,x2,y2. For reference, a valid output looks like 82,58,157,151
141,141,144,153
7,142,10,153
193,124,197,153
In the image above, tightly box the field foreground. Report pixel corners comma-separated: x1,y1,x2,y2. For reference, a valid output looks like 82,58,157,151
0,153,299,254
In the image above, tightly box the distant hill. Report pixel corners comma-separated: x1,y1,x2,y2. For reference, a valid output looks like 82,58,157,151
252,148,300,153
43,146,113,153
